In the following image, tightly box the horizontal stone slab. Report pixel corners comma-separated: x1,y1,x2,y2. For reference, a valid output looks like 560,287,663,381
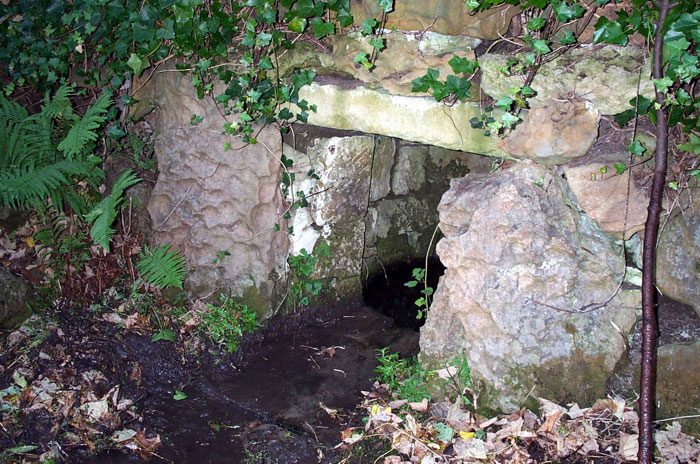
291,83,507,157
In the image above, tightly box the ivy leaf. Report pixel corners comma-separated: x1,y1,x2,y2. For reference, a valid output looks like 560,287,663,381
593,17,628,45
494,96,514,111
501,112,520,127
628,140,646,156
376,0,394,13
288,16,307,33
653,76,673,94
677,134,700,154
126,53,149,79
369,37,385,50
256,32,272,47
448,55,478,74
336,8,354,27
411,68,440,93
445,75,472,99
296,0,324,18
560,30,577,45
431,82,449,101
152,329,175,342
532,39,551,54
614,162,628,175
361,18,378,35
527,17,546,31
553,1,585,22
309,17,334,39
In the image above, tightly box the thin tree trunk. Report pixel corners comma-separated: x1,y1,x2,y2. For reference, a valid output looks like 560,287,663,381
638,0,671,461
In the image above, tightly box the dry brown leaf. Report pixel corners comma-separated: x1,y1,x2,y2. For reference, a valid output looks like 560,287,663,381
134,430,161,459
619,432,639,461
409,398,429,412
538,409,562,434
102,313,124,324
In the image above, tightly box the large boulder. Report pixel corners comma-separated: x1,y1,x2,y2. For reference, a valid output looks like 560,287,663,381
141,66,288,317
277,32,480,98
286,136,374,300
291,83,505,156
479,45,654,115
350,0,518,39
656,192,700,316
420,161,639,412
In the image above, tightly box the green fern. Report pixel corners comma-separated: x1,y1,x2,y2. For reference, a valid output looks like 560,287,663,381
0,160,101,210
57,92,111,160
0,89,108,212
85,169,141,251
137,244,187,289
0,97,30,169
41,85,76,121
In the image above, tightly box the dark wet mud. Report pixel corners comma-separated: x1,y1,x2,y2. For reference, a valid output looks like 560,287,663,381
80,303,418,464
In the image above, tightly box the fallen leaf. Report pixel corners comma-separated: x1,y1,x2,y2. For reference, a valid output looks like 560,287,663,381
409,398,429,412
102,313,124,324
619,432,638,461
80,399,110,422
434,366,457,380
454,437,488,460
133,430,161,459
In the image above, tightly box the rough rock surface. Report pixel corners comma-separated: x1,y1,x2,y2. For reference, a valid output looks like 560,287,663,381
499,99,599,165
277,32,479,97
287,136,374,300
656,193,700,316
142,67,288,316
563,159,650,239
420,161,639,412
291,83,505,155
0,268,32,328
351,0,518,39
657,341,700,436
479,45,654,115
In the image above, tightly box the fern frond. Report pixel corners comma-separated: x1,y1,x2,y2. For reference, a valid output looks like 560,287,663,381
85,169,141,251
57,92,112,160
0,95,28,125
0,96,30,169
137,244,187,289
24,113,56,164
41,85,75,121
0,160,96,210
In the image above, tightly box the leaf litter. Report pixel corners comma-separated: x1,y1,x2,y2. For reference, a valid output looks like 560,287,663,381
338,380,699,464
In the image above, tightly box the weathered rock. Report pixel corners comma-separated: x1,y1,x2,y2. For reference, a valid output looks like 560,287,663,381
479,45,654,115
328,32,477,97
0,268,32,328
563,159,650,239
291,83,506,156
369,137,396,202
420,161,639,412
657,193,700,316
288,136,375,301
392,145,427,195
276,31,479,97
142,66,288,317
499,99,599,165
351,0,519,39
657,342,700,436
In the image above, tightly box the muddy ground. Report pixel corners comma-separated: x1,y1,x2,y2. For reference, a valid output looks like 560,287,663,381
0,299,418,464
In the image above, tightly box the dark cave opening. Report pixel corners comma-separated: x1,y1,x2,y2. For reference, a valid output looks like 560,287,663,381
363,256,445,330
